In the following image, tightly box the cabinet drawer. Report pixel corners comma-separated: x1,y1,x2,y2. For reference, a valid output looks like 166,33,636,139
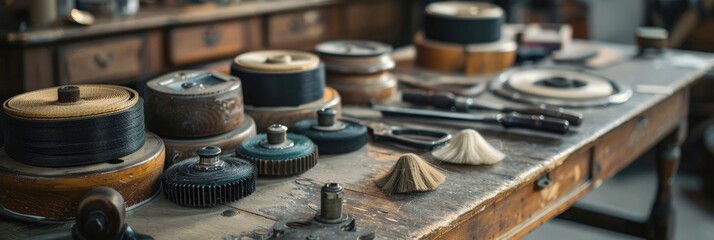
345,1,401,40
59,36,145,84
594,92,684,181
439,150,592,239
169,19,254,66
267,8,334,48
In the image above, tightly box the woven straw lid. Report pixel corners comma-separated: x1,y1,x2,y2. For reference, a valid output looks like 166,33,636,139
233,50,320,73
3,85,139,120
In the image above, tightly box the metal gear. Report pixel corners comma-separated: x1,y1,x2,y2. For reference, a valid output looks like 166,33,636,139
162,146,256,208
236,124,318,177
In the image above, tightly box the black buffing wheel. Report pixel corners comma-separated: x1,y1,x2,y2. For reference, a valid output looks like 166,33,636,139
423,1,504,44
292,109,368,154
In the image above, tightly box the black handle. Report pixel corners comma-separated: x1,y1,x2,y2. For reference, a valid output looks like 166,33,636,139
401,90,458,110
497,113,570,134
504,106,584,126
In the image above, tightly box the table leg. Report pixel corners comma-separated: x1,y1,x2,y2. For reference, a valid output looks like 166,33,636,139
557,124,685,240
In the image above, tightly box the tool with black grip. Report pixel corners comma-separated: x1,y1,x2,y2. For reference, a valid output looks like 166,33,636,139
402,89,583,126
372,104,570,134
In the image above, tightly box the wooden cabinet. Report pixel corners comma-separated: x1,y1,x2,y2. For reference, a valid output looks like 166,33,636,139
169,17,261,66
59,36,147,84
267,7,339,49
344,0,403,42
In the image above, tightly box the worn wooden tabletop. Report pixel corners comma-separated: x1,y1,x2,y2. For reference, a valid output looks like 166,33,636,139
1,41,714,239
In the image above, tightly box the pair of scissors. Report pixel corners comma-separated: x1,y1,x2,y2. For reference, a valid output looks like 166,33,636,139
341,115,452,151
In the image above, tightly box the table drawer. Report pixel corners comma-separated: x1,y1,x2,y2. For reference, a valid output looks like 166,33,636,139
59,36,145,84
594,92,684,182
438,150,591,239
267,8,334,48
169,19,252,66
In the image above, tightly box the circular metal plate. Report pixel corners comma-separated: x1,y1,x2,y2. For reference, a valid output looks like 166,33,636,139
489,67,633,107
147,70,241,96
426,1,503,19
233,50,320,73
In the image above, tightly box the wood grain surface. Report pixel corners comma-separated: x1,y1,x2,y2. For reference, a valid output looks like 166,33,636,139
245,87,342,132
0,133,164,220
327,72,397,105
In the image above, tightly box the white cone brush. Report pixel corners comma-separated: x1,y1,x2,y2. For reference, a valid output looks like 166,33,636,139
432,129,505,165
376,153,446,195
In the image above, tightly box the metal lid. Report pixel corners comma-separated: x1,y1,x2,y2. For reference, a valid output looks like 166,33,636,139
3,85,139,120
316,40,392,57
146,70,241,96
426,2,503,20
316,40,395,73
233,50,320,73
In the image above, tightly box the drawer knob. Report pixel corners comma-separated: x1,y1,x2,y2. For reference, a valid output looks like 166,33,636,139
93,52,114,69
290,19,307,34
536,173,552,189
203,28,221,47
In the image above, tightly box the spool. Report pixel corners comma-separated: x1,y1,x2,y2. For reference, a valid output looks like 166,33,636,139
1,85,145,167
146,70,244,138
327,72,397,104
292,108,368,154
414,32,516,76
230,50,325,107
162,116,257,168
423,1,504,44
246,87,342,132
0,133,164,221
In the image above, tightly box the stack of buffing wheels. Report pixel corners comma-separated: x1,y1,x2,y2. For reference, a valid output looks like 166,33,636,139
416,1,516,75
0,85,164,221
316,40,397,104
163,146,257,207
230,50,342,131
236,124,318,177
145,70,256,168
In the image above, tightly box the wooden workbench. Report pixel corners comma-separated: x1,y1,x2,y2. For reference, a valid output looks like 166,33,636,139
1,41,713,240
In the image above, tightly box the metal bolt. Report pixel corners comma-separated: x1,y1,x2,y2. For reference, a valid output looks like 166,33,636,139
57,85,80,103
194,146,224,171
267,124,288,144
317,108,337,127
319,183,344,222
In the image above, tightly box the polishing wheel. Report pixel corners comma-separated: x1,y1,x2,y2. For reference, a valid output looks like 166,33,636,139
316,40,395,74
327,72,398,104
162,115,257,168
230,50,325,107
1,85,145,167
0,133,164,221
163,146,256,208
236,124,318,176
414,32,516,75
146,70,244,138
292,108,368,154
246,87,342,132
423,1,504,44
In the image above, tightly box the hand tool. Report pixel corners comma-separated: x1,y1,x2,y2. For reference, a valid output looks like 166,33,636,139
372,104,570,134
402,89,584,126
341,114,452,151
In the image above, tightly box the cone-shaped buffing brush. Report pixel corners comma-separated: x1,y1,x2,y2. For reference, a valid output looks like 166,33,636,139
163,146,257,207
292,108,368,154
236,124,318,176
432,129,505,165
376,153,446,195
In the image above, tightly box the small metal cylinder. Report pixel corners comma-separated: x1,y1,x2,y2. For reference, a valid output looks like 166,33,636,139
317,108,337,127
266,124,288,144
194,146,224,171
320,182,344,221
57,86,81,103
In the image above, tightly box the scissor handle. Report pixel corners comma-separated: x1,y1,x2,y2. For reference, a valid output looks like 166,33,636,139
371,126,452,151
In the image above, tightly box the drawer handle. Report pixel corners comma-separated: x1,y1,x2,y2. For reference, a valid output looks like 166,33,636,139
290,19,307,34
203,28,221,47
93,52,114,69
536,173,552,190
